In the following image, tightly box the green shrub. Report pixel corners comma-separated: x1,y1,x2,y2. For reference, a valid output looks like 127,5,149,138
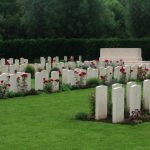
0,38,149,61
7,91,16,98
44,83,53,93
86,78,101,88
26,88,39,95
60,84,71,91
75,112,88,121
25,65,35,78
147,74,150,79
89,92,95,116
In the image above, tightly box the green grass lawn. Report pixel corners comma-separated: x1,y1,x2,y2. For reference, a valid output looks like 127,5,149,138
0,88,150,150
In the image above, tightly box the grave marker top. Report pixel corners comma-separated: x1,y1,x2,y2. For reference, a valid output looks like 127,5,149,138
100,48,142,62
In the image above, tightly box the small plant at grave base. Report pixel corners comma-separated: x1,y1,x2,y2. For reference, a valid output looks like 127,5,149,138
119,66,127,84
60,84,71,91
17,73,28,93
147,74,150,79
25,88,39,96
77,71,87,87
75,112,88,121
43,78,53,93
124,109,150,125
7,91,16,98
0,80,11,99
86,78,101,88
104,59,109,67
99,75,107,85
25,64,35,78
89,92,95,118
137,67,149,81
43,78,59,93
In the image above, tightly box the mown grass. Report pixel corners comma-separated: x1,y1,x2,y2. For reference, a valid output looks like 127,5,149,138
0,88,150,150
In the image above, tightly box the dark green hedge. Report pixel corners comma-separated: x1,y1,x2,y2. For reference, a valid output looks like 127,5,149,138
0,38,149,61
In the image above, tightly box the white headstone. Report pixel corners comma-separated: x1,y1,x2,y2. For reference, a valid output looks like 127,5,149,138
112,87,124,123
95,85,108,120
129,85,141,115
143,80,150,110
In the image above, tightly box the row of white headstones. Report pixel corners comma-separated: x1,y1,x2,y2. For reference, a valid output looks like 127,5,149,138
1,65,150,94
0,57,80,73
1,62,150,82
0,72,31,93
95,80,150,123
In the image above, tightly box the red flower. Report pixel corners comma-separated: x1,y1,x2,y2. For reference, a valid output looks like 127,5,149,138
120,67,125,74
6,84,11,87
145,68,149,72
100,76,105,80
21,73,28,78
82,72,86,76
43,80,48,84
50,79,53,82
79,73,82,77
79,72,86,77
104,59,109,63
5,60,10,65
55,79,59,82
0,80,3,83
58,70,61,75
17,77,20,81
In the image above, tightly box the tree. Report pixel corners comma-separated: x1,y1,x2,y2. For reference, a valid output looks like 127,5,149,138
126,0,150,37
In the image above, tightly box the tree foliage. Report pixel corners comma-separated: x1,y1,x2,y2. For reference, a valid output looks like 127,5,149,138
0,0,149,39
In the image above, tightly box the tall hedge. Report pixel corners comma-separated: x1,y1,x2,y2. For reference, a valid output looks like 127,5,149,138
0,38,149,61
